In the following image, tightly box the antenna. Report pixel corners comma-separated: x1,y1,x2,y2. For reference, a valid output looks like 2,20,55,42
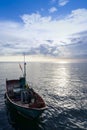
24,53,26,85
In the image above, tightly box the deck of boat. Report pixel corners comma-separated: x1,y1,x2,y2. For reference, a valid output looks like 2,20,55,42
13,99,29,108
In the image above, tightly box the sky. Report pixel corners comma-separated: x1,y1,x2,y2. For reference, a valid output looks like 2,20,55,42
0,0,87,62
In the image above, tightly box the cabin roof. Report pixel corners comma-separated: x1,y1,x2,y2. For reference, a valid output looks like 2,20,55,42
6,79,20,85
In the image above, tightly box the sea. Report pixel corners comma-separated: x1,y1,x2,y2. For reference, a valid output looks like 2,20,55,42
0,62,87,130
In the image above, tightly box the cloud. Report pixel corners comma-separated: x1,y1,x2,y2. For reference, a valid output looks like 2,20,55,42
21,13,51,25
14,30,86,59
58,0,69,6
57,31,87,58
49,7,57,13
0,8,87,59
20,9,87,40
27,43,60,56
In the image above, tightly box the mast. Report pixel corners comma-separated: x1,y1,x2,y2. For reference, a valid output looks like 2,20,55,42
24,54,26,85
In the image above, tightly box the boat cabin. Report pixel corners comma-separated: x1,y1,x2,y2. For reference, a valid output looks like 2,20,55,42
6,77,35,104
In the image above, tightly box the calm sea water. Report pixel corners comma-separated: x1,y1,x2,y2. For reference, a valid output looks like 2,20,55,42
0,62,87,130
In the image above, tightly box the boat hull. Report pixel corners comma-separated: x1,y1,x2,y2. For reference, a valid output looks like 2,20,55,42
5,93,46,119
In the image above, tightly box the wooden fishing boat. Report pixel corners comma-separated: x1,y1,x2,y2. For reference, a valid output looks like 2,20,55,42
5,58,46,119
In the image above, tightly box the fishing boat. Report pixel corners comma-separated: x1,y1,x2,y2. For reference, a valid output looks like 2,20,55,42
5,57,46,119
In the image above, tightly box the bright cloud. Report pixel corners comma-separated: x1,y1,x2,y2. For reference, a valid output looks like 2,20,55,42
49,7,57,13
20,8,87,41
0,8,87,58
59,0,69,6
21,13,51,25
